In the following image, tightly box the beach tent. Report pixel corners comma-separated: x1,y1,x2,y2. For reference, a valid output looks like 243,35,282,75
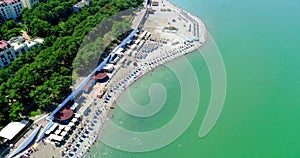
70,102,79,110
64,126,71,132
61,131,68,137
74,113,81,118
68,122,75,127
49,134,63,142
55,129,62,135
71,117,78,123
59,125,66,130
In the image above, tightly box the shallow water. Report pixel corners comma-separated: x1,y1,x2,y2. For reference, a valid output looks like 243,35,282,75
87,0,300,157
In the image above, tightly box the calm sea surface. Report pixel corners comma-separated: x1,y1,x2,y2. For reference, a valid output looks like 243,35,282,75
88,0,300,157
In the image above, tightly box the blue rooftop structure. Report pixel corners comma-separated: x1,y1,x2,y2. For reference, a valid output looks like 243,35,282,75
48,56,110,121
35,121,54,143
8,125,41,158
48,29,138,121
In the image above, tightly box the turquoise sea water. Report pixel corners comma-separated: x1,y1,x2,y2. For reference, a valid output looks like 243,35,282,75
88,0,300,157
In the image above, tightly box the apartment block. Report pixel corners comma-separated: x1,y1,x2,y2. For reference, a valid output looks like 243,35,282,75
0,36,43,68
0,0,38,20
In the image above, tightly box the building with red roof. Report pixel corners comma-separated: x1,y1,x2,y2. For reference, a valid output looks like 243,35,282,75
0,36,43,68
54,106,74,122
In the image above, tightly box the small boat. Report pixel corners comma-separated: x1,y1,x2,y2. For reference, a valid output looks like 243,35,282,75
110,106,115,109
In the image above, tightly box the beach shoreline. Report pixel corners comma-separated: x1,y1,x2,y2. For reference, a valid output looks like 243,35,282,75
27,0,208,157
83,0,208,157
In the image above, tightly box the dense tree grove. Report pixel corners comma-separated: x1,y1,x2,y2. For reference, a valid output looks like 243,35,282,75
0,20,22,40
73,19,132,77
0,0,144,129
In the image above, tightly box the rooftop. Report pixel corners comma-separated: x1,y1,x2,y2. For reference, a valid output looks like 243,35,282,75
93,71,108,80
0,40,9,51
9,36,28,50
0,40,8,47
8,36,43,50
0,120,29,140
32,37,44,43
102,63,114,70
74,1,86,8
5,0,17,4
54,106,74,121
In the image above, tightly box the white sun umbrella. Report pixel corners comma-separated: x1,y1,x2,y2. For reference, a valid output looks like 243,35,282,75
52,134,63,142
45,130,51,135
74,113,81,118
61,131,68,137
59,125,66,130
68,122,75,127
55,129,61,135
47,123,58,133
64,126,71,132
71,117,78,123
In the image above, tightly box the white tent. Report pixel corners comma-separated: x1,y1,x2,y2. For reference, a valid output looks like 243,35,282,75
74,113,81,118
116,47,124,54
64,126,71,132
58,125,66,130
68,122,75,127
49,134,63,142
71,117,78,123
55,129,61,135
70,103,79,110
60,131,68,137
45,130,51,135
48,123,59,133
102,64,114,72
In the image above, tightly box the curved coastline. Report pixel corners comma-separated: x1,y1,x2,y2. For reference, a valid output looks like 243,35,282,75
83,0,208,157
28,0,208,157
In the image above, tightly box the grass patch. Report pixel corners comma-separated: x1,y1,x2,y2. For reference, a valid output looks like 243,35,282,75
30,109,42,117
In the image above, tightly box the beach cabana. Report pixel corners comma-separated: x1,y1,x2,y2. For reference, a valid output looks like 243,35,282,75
49,134,63,142
74,113,81,118
46,123,59,134
55,129,62,135
64,126,71,132
68,122,75,127
61,131,68,137
70,102,79,110
59,125,66,130
71,117,78,123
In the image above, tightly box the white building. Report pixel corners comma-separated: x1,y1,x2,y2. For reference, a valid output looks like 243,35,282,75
0,120,29,140
0,0,38,20
0,36,43,68
102,63,114,73
151,0,159,6
73,0,90,13
21,0,38,8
